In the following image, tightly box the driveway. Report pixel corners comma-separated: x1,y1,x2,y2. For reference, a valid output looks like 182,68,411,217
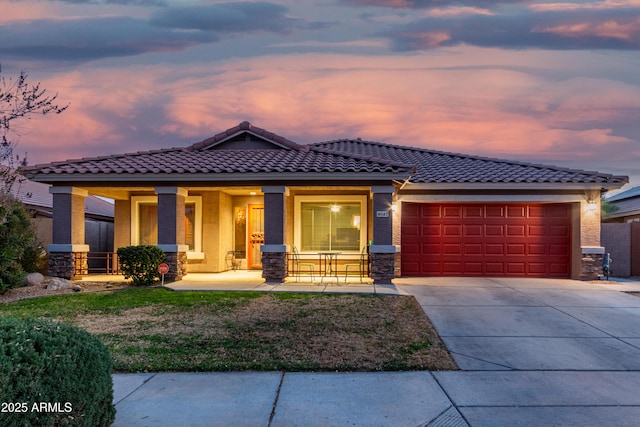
396,277,640,425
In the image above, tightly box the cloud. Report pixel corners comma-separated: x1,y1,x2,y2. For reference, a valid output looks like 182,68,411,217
383,6,640,50
341,0,525,8
0,17,217,61
0,2,315,63
150,2,300,34
39,0,167,5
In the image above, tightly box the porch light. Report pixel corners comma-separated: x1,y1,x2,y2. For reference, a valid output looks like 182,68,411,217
391,203,397,212
586,200,598,212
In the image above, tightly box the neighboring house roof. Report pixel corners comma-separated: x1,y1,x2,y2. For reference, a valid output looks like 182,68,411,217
22,121,627,190
312,139,628,186
606,185,640,202
10,178,114,220
604,185,640,220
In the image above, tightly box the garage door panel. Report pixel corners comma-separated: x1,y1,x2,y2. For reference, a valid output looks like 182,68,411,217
463,206,483,217
464,244,483,255
422,224,441,236
485,263,505,274
507,244,525,255
485,225,505,236
402,203,571,278
507,225,525,236
528,244,547,255
486,206,505,218
422,205,441,217
464,225,482,236
507,206,526,218
443,206,462,218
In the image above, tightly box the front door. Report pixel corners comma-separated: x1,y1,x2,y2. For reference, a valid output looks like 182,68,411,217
248,204,264,269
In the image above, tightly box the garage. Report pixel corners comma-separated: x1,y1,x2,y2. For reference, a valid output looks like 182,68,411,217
401,203,571,277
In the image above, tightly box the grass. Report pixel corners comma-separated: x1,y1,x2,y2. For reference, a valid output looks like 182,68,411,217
0,287,457,372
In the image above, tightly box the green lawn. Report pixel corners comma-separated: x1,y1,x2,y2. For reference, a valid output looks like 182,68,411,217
0,287,457,372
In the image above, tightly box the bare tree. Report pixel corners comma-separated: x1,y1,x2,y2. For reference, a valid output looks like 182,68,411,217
1,67,69,194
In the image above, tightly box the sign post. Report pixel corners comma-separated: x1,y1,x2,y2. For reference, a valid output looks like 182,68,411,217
158,263,169,286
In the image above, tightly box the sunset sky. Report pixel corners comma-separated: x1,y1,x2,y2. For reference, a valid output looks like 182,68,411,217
2,0,639,188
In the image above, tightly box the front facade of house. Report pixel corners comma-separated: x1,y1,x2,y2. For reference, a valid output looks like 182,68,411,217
23,122,628,283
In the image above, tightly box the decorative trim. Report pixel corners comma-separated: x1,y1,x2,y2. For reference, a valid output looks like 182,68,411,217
582,246,605,254
155,187,189,197
261,244,287,253
49,187,88,197
157,244,190,252
47,244,90,252
369,245,396,253
261,186,287,194
370,185,396,194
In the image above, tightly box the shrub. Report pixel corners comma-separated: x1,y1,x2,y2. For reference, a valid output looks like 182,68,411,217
0,317,115,427
117,245,165,286
0,194,46,294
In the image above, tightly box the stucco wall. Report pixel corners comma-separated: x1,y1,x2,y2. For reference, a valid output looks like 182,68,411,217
580,198,601,247
113,199,131,250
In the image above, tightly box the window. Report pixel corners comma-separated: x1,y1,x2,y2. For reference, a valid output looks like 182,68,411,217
131,196,202,254
295,195,367,253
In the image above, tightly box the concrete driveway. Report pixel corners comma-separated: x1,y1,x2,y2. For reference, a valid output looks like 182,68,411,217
397,277,640,425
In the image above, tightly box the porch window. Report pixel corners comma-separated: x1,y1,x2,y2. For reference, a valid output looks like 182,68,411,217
295,195,367,253
131,196,202,254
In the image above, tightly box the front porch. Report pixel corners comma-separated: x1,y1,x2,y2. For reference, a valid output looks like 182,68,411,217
80,270,402,295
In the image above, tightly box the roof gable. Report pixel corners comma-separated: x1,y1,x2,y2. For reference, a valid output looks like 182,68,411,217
188,121,306,151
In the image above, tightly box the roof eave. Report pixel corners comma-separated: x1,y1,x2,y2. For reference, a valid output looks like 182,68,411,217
400,182,627,191
27,171,412,185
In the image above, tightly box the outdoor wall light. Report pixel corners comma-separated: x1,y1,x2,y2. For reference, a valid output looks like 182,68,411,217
391,203,397,212
586,200,598,212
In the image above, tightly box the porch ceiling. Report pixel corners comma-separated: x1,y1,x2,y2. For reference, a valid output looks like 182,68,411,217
77,185,375,200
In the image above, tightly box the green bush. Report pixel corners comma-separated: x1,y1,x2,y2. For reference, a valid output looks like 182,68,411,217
117,245,165,286
0,194,46,294
0,317,115,427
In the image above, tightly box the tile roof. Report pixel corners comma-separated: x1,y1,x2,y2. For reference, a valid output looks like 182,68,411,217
312,139,628,185
23,146,412,178
22,121,627,187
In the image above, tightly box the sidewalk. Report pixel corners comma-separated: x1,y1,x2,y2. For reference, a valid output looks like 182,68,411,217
113,370,640,427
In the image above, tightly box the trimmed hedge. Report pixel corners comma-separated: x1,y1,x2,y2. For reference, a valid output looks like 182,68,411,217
117,245,165,286
0,317,115,427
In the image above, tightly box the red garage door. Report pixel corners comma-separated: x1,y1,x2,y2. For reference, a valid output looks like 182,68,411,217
401,203,571,277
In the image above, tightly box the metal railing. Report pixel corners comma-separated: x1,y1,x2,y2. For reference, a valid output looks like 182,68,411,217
77,252,121,275
287,252,370,280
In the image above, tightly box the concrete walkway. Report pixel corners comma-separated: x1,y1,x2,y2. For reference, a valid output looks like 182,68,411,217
112,277,640,426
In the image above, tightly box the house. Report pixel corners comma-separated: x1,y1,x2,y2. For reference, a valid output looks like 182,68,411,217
21,121,627,283
601,186,640,277
603,186,640,223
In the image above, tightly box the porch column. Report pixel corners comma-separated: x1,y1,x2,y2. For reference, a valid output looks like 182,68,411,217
370,186,396,284
261,186,287,283
155,187,188,282
48,186,90,279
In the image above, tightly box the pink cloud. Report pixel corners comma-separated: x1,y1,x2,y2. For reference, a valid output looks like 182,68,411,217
15,48,638,186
